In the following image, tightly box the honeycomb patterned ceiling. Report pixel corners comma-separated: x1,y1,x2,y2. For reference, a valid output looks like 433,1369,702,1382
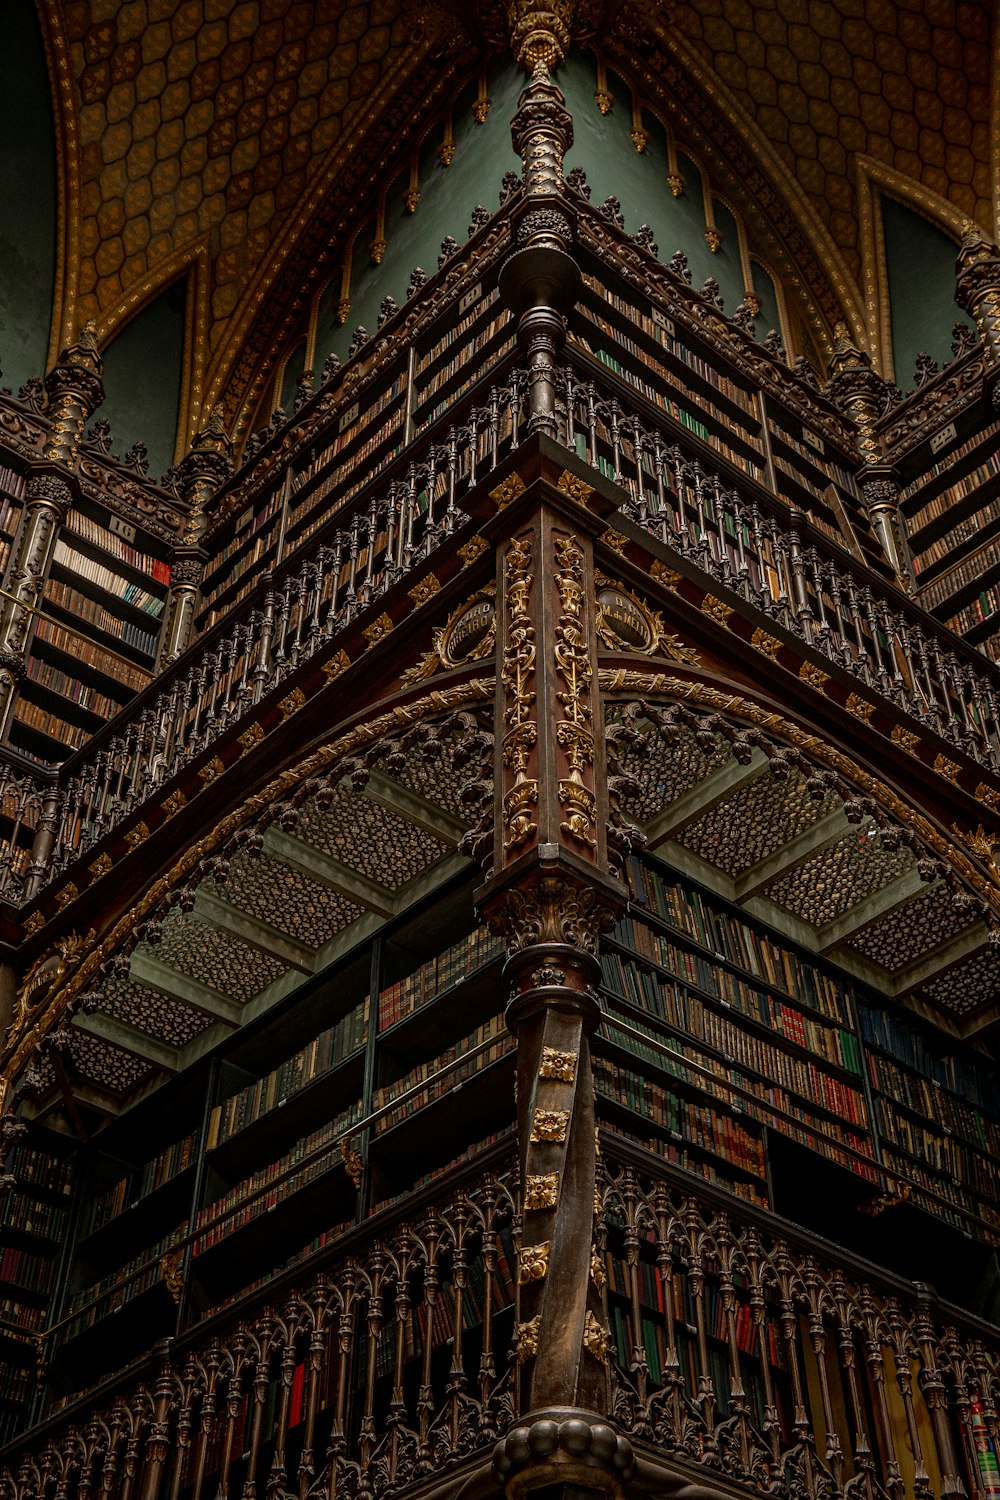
36,0,999,420
670,0,993,284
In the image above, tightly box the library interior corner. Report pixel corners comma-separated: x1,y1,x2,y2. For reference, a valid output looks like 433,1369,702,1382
3,4,1000,1500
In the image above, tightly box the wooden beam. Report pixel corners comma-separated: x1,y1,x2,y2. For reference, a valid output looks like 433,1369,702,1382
362,772,468,847
194,887,315,973
128,952,244,1027
263,828,396,916
890,922,990,999
644,748,769,847
73,1013,181,1073
815,867,933,953
733,808,855,901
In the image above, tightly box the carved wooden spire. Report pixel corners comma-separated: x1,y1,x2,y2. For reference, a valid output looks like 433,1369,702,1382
824,323,911,588
956,218,1000,378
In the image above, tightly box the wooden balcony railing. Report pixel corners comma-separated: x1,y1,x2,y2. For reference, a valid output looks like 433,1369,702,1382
4,316,1000,906
1,1151,996,1499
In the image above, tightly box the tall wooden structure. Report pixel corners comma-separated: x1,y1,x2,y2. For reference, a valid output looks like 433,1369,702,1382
3,10,1000,1500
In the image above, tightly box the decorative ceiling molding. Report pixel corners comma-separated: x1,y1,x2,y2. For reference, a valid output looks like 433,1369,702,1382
32,0,81,366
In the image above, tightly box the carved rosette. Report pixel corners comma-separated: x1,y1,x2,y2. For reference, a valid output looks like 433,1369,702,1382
956,219,1000,371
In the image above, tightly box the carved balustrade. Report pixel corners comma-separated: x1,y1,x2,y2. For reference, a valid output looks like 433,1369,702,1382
560,364,1000,775
1,1152,997,1500
4,320,1000,900
0,367,528,898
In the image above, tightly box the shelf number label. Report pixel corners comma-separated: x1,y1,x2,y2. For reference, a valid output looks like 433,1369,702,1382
651,307,675,335
802,428,825,455
109,514,136,543
338,401,359,432
459,283,482,313
930,421,957,455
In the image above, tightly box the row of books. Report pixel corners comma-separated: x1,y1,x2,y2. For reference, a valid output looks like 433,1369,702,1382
632,868,852,1021
85,1131,197,1236
44,577,159,656
900,417,1000,507
0,467,26,502
0,1247,57,1297
372,1014,513,1136
866,1052,1000,1154
203,1218,354,1317
210,488,285,571
769,425,858,497
286,419,405,534
606,978,865,1120
62,514,171,584
572,337,765,481
13,698,88,753
945,582,1000,637
30,616,152,693
874,1099,998,1200
201,533,276,606
53,539,166,617
0,1365,33,1408
413,313,509,398
62,1222,188,1336
372,1129,512,1214
0,1193,67,1241
912,487,1000,576
578,305,766,452
594,1055,765,1178
23,653,126,720
413,289,499,371
206,997,369,1149
604,922,860,1065
193,1102,363,1254
770,453,854,545
580,272,759,418
599,1119,769,1206
378,927,504,1030
5,1147,72,1197
879,1145,981,1234
858,1002,1000,1112
0,1297,43,1333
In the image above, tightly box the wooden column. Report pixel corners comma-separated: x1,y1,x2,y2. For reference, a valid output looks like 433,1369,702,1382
478,448,634,1498
157,411,233,666
0,325,104,739
824,323,912,590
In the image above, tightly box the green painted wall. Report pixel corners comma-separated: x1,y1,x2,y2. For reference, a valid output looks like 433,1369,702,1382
882,198,970,388
100,280,187,479
0,0,57,391
315,62,522,366
751,261,782,341
556,54,734,297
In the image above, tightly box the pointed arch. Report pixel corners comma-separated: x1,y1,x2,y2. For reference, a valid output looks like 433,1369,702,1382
619,21,868,359
855,157,969,384
94,244,210,462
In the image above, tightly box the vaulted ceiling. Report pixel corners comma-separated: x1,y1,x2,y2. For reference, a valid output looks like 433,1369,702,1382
27,0,1000,440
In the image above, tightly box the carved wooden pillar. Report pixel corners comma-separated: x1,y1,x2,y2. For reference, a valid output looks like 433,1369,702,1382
0,325,104,739
475,448,632,1500
824,323,912,590
956,220,1000,394
481,59,635,1500
158,412,232,667
500,63,580,439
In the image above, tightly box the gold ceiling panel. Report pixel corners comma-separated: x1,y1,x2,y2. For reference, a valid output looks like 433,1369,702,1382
670,0,994,282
